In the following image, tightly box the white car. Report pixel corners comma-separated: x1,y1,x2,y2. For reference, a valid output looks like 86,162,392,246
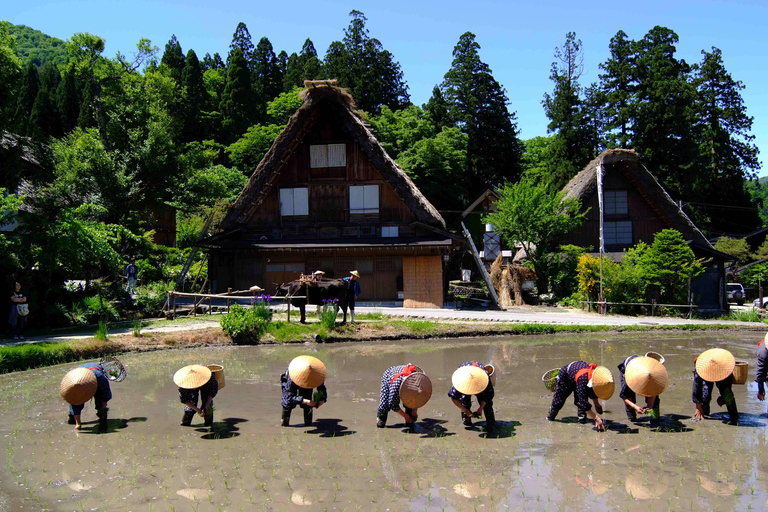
754,297,768,309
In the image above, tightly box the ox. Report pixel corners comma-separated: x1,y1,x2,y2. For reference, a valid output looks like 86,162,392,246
276,279,350,324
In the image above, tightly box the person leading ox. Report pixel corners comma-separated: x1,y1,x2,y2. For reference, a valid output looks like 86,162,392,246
546,361,614,432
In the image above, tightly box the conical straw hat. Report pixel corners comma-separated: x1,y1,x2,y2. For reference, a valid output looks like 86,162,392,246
174,365,212,389
400,372,432,409
625,356,668,397
452,366,489,395
288,355,326,389
590,366,615,400
60,367,98,405
696,348,735,382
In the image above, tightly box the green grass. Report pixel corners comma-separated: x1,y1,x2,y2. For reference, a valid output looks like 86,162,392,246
355,312,386,321
402,320,439,334
726,309,766,323
265,322,319,342
0,340,118,375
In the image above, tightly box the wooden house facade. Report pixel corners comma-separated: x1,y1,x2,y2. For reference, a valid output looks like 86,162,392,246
202,84,452,308
562,149,731,313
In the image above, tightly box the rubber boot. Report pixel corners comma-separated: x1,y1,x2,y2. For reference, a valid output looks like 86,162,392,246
181,410,195,426
376,410,388,428
483,405,496,431
404,407,416,431
204,411,214,428
461,412,473,427
350,310,355,323
303,406,313,427
702,402,711,417
546,406,558,421
726,403,739,425
281,408,291,427
577,409,588,424
625,403,637,422
68,414,76,425
97,408,108,433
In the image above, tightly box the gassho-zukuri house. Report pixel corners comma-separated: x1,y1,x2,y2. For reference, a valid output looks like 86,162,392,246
200,82,456,308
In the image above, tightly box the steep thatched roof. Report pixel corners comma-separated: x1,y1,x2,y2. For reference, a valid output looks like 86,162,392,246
562,149,712,248
220,83,445,230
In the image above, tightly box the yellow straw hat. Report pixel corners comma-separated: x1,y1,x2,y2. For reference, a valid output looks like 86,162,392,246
696,348,735,382
350,270,360,278
288,355,327,389
173,365,212,389
625,356,668,397
400,372,433,409
590,366,615,400
60,367,98,405
451,366,489,395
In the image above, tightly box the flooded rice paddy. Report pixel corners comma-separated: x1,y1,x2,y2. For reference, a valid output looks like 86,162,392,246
1,330,768,511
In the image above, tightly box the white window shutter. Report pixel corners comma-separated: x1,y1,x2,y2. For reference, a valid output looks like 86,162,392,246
280,189,294,216
293,188,309,216
364,185,379,212
349,186,364,213
310,145,328,168
327,144,346,167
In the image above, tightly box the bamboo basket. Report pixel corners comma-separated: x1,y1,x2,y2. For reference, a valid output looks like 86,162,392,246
207,364,225,389
542,368,560,393
732,361,748,385
485,364,497,386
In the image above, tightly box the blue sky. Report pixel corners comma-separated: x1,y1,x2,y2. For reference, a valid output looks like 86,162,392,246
6,0,768,175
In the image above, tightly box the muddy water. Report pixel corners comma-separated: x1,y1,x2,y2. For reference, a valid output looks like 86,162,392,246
1,331,768,511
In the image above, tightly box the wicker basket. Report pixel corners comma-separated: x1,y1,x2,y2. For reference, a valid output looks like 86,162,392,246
207,364,225,389
542,368,560,393
645,352,666,365
485,364,497,386
732,361,748,385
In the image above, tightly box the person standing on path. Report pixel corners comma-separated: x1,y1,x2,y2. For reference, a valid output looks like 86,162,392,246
124,257,138,293
546,361,614,432
8,281,26,340
343,270,361,322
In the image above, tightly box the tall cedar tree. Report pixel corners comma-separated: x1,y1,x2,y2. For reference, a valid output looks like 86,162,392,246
14,62,39,135
694,47,761,234
599,30,635,148
252,37,283,121
56,65,79,134
220,48,255,143
631,27,698,202
181,49,206,142
437,32,522,195
284,38,321,90
323,10,409,113
160,35,185,83
30,61,62,138
0,21,21,132
202,52,225,70
542,32,596,188
228,22,254,69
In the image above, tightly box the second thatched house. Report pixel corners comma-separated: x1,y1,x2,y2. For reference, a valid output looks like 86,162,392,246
201,82,455,307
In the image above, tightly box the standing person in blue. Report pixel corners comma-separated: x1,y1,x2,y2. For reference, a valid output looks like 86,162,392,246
546,361,614,432
377,364,433,429
756,334,768,403
692,348,738,425
8,281,27,340
618,355,667,428
281,355,327,427
174,365,218,428
448,361,496,430
124,256,138,294
60,363,112,433
343,270,361,322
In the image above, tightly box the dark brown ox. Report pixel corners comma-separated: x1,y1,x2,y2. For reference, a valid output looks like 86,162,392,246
276,279,349,323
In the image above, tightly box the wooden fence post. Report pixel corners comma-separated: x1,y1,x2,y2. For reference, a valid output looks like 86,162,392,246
227,288,232,314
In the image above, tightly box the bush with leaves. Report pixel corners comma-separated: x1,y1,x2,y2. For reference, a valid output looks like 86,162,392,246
320,298,339,330
220,300,271,344
136,280,175,317
636,230,703,305
550,245,590,298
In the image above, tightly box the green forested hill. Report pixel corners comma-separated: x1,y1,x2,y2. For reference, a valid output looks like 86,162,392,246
7,23,68,67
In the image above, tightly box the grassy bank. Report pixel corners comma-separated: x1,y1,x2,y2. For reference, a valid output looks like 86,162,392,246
0,319,760,375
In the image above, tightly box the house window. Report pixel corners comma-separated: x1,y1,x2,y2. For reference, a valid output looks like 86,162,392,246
280,188,309,217
349,185,379,215
382,226,399,238
604,221,632,245
310,143,346,168
604,190,628,215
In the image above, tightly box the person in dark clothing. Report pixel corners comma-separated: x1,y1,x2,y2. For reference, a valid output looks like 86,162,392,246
618,355,661,426
377,364,422,428
281,355,327,427
8,281,26,340
755,335,768,402
124,257,138,293
174,365,218,428
343,271,361,322
546,361,614,432
693,348,738,425
61,364,112,433
448,361,496,430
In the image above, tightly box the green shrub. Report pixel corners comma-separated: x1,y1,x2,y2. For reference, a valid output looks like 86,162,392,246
136,281,175,317
94,320,109,340
220,304,270,344
82,295,119,323
320,299,339,330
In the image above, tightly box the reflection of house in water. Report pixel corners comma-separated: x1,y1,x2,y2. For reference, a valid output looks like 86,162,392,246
202,82,459,307
562,149,730,314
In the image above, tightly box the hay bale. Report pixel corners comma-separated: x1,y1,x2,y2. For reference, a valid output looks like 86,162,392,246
500,268,513,306
509,263,525,306
490,253,503,294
